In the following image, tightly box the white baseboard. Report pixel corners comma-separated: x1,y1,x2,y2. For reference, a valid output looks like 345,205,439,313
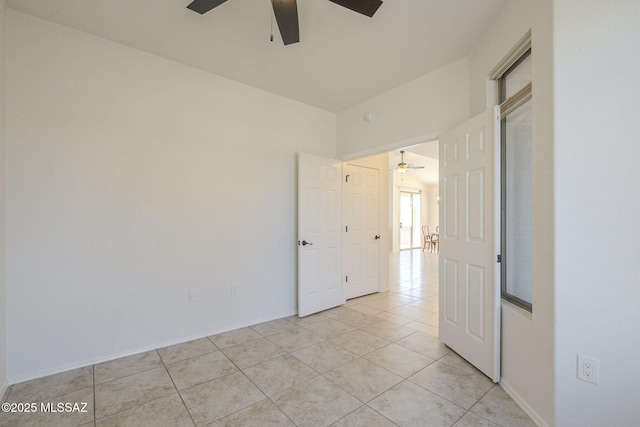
0,380,8,402
500,377,550,427
8,309,297,385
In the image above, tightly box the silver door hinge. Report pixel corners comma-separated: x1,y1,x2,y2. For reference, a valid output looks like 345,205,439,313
345,275,348,283
345,175,350,182
497,254,502,263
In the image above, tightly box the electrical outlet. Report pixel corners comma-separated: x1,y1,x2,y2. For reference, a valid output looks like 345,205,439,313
577,354,600,384
230,285,237,296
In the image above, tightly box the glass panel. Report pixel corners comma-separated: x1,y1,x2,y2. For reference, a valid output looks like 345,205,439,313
399,192,421,249
503,98,533,307
399,192,413,249
412,193,421,248
504,53,532,100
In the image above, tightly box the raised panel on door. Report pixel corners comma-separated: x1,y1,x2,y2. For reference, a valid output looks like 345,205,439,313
443,258,459,325
466,264,485,341
467,168,485,243
466,127,486,159
351,193,362,231
444,175,459,240
445,136,459,167
439,107,500,382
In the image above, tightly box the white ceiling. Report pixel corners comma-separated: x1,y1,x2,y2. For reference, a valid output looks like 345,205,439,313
7,0,505,112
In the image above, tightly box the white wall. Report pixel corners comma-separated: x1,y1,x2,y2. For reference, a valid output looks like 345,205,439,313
554,1,640,425
0,0,8,400
5,10,336,382
336,58,470,159
469,2,555,425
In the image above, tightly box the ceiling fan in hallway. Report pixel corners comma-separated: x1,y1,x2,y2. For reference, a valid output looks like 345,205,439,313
186,0,384,45
395,150,425,174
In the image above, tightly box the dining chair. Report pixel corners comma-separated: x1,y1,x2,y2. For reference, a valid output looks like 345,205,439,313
421,225,432,252
431,226,439,253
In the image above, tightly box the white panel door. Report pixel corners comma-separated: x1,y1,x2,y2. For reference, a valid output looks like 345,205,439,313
344,164,380,299
298,153,344,317
439,107,501,382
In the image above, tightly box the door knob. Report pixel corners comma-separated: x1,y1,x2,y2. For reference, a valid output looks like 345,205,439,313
374,235,380,240
301,240,313,246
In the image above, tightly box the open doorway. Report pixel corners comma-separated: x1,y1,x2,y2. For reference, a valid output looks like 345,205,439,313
389,142,439,253
341,141,440,337
327,141,439,305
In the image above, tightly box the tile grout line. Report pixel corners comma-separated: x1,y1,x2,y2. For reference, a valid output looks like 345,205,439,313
4,250,454,426
158,348,199,427
92,351,176,423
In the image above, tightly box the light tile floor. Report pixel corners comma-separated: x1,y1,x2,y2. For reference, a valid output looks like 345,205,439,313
0,250,535,427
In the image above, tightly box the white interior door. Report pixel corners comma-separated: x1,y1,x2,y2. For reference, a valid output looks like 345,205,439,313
298,153,344,317
439,107,501,382
344,164,380,299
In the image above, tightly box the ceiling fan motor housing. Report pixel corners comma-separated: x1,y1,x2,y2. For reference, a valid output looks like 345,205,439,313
186,0,383,45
